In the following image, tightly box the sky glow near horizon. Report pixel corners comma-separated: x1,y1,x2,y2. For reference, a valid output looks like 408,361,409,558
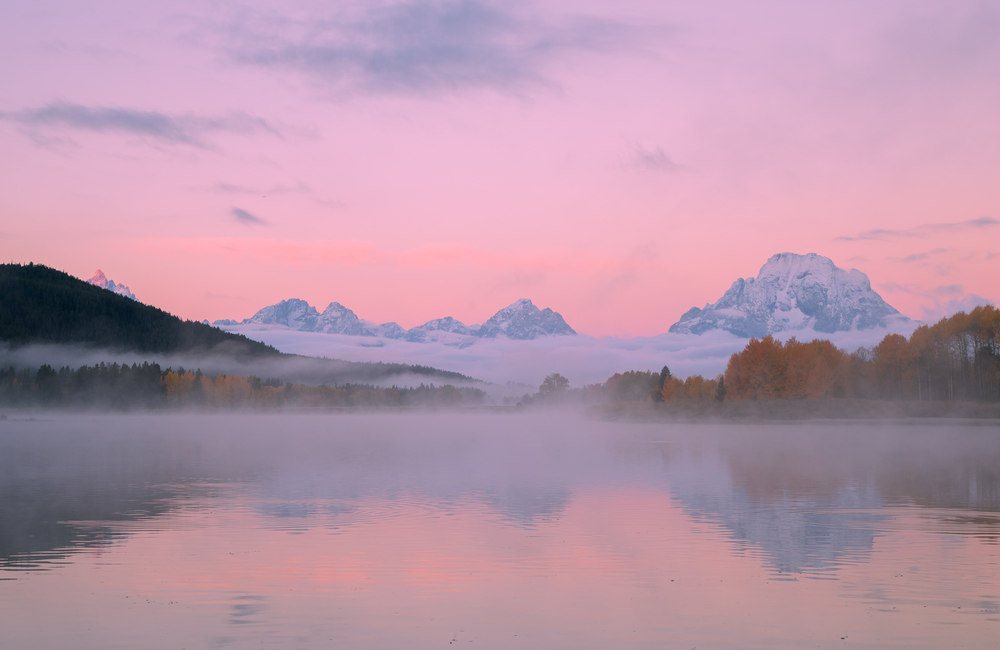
1,0,998,336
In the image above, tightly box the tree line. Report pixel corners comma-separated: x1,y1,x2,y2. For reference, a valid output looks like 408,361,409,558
511,366,724,406
0,363,487,409
519,305,999,405
724,305,999,402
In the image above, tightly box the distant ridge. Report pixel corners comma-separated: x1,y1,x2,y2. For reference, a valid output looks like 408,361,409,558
669,253,909,338
217,297,576,344
0,263,280,356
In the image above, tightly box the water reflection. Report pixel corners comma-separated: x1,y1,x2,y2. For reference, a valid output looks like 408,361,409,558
3,415,999,571
1,413,998,648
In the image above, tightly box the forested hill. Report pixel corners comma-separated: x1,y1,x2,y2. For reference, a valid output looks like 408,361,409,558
0,263,280,357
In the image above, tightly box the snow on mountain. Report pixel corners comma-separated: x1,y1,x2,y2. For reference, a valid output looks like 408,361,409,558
314,302,366,336
405,317,475,343
477,299,577,340
246,298,320,330
87,269,138,301
369,322,407,339
218,299,412,341
214,298,576,344
669,253,909,338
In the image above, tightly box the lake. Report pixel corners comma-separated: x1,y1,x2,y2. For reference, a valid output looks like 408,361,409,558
1,412,998,649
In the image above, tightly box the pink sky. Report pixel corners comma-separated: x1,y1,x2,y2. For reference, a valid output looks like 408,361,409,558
1,0,998,336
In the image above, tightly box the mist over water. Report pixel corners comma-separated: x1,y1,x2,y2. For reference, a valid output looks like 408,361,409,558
1,413,998,648
217,324,918,386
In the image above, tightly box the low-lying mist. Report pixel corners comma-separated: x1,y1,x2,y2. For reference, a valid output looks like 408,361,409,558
0,342,502,392
217,323,918,387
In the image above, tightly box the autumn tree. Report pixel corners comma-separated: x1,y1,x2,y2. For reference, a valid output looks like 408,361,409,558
539,373,570,396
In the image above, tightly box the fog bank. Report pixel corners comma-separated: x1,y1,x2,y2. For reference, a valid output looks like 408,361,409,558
0,343,495,392
218,323,919,387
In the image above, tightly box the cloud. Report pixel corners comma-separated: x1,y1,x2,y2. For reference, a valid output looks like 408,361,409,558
207,324,914,387
923,294,993,321
898,248,951,263
836,217,999,241
232,208,267,226
0,101,280,147
214,181,311,195
881,3,1000,82
628,144,684,172
880,281,994,321
225,1,647,95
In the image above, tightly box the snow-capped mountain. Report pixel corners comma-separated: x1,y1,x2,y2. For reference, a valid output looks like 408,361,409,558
477,298,576,340
215,298,576,344
228,299,407,339
405,317,476,343
668,253,908,338
244,298,320,331
87,269,138,301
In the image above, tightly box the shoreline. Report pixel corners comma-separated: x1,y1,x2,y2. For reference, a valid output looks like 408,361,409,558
589,399,1000,423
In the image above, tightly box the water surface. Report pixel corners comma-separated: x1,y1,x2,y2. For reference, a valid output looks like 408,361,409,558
1,413,998,649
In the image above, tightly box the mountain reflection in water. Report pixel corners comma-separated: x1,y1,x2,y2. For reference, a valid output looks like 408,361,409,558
1,413,998,649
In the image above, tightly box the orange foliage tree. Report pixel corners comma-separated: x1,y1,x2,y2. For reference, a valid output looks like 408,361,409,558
721,305,1000,402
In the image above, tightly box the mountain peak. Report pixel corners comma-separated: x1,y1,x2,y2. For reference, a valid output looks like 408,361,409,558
668,252,907,337
87,269,138,301
245,298,319,330
478,299,576,340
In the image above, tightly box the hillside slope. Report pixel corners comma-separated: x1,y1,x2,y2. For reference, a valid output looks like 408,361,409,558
0,263,482,386
0,263,280,356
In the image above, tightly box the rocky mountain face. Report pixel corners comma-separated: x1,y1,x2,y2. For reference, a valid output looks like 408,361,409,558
405,317,475,343
216,298,576,344
87,269,138,301
668,253,908,338
477,299,576,340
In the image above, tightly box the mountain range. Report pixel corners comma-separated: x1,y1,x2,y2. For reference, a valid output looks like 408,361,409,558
82,252,911,345
215,298,577,345
0,263,481,386
668,252,909,337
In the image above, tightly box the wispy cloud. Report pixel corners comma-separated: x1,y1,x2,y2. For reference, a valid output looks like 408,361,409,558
224,1,650,95
628,144,684,172
897,248,952,263
836,216,999,241
232,208,267,226
0,101,280,147
214,181,311,195
933,284,963,295
880,281,993,320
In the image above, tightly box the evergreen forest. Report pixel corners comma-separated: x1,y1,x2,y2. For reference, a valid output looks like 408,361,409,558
0,263,279,356
0,363,487,409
